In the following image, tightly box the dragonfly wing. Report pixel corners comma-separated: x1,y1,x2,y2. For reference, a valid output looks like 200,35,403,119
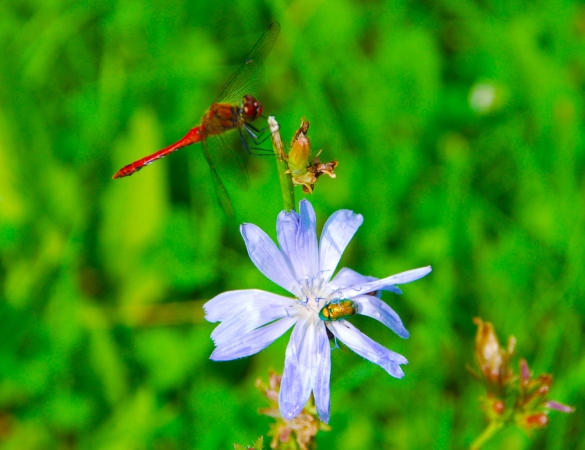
201,135,235,218
214,22,280,104
216,66,265,108
208,129,251,190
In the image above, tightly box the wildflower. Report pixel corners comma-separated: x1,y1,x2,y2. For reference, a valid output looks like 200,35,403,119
256,370,330,450
470,319,574,449
204,200,431,423
514,359,575,433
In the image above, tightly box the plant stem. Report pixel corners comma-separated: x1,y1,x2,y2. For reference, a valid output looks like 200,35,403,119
268,116,295,212
470,421,504,450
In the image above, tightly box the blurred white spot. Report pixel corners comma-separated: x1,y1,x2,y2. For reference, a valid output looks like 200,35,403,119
469,82,497,113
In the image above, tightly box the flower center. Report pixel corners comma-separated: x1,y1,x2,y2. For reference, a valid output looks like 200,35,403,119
295,274,335,316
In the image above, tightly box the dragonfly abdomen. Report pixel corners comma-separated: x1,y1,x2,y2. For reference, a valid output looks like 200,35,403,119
112,127,202,179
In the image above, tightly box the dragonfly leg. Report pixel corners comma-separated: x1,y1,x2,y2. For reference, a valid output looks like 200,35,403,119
239,125,274,155
245,122,280,144
252,118,283,145
245,121,271,135
243,123,272,145
238,127,253,154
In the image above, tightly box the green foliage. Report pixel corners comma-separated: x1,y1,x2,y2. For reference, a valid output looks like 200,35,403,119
1,0,583,448
234,436,264,450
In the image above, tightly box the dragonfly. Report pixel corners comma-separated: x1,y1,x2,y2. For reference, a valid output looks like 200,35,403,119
112,22,281,217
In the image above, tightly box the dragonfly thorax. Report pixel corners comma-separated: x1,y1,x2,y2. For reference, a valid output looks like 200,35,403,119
241,95,262,122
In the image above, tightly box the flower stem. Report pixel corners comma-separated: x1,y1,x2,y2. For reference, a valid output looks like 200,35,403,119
268,116,295,212
470,420,504,450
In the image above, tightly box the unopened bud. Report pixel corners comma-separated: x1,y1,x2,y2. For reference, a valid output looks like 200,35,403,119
492,400,506,415
285,118,338,194
473,318,514,393
519,412,549,430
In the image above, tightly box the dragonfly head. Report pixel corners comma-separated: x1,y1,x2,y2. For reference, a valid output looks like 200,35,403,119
241,95,262,121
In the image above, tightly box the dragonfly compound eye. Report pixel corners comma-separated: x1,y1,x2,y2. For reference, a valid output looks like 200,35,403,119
242,95,262,120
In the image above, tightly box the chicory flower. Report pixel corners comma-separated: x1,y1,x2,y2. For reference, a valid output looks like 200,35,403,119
204,200,431,423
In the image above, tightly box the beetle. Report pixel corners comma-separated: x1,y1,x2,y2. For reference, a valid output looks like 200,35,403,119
318,299,358,322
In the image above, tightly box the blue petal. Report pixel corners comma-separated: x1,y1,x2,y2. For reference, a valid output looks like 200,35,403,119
318,210,363,282
336,266,432,299
276,209,302,280
353,295,409,338
330,267,402,295
329,321,407,378
241,223,301,296
296,200,319,279
204,289,296,323
313,321,331,423
210,316,297,361
206,291,300,346
279,315,317,420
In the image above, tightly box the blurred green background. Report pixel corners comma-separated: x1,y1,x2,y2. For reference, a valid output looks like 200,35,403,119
1,0,583,448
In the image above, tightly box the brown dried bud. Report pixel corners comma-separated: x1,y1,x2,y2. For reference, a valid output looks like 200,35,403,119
473,317,515,393
285,118,338,194
256,370,330,450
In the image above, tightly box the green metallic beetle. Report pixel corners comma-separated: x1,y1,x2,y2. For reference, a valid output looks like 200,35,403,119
318,299,358,321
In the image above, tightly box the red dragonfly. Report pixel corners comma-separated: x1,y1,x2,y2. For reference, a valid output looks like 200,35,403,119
113,22,280,217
